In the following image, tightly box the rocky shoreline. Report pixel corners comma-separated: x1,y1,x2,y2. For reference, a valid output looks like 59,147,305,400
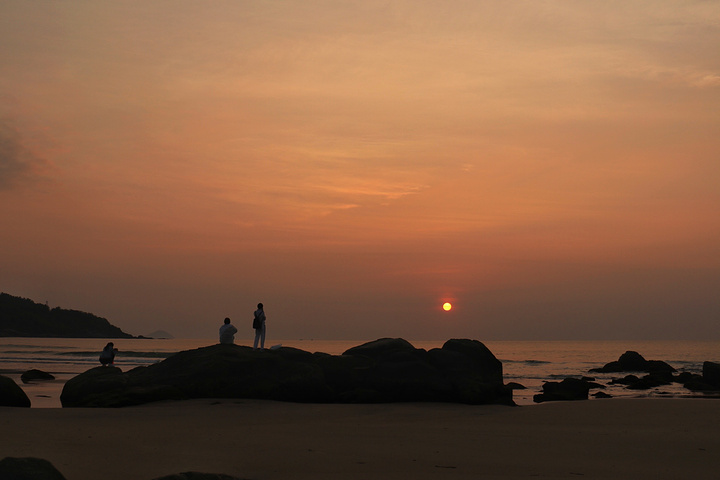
3,339,719,408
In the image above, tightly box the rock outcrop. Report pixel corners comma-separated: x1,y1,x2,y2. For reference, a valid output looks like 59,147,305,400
0,375,31,407
61,338,513,407
589,351,676,374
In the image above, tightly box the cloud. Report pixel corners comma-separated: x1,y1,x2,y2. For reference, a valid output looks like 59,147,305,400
0,121,45,190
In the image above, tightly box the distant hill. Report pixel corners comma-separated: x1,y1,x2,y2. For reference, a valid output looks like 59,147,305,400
146,330,174,339
0,292,134,338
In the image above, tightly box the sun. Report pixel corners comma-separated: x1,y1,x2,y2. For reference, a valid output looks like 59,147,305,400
442,302,452,311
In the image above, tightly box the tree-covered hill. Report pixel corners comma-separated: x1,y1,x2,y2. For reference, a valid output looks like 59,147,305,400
0,292,134,338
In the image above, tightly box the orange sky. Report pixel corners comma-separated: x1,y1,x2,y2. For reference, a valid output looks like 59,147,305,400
2,1,719,340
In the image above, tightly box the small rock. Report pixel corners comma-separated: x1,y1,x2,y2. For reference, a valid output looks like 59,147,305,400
21,369,55,384
533,378,590,403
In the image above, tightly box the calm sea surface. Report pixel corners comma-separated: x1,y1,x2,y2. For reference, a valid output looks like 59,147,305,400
1,337,718,407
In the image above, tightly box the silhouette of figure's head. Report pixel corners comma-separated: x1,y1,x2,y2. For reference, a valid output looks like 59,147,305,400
257,303,263,309
224,317,230,324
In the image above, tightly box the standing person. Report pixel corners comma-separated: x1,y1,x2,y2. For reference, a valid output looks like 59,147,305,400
253,303,266,350
219,317,238,344
99,342,117,366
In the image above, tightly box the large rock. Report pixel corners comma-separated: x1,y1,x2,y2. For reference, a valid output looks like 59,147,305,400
0,375,31,407
61,338,513,407
589,351,676,374
0,457,66,480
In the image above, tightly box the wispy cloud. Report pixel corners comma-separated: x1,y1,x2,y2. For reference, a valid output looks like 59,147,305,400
0,121,47,190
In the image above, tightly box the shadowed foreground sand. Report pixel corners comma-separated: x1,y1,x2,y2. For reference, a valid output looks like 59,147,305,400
2,399,719,480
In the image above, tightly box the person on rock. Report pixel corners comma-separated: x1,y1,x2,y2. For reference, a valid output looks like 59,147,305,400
253,303,266,350
219,317,238,344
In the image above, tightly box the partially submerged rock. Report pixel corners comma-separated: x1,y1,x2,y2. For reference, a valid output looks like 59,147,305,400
61,338,513,407
0,375,31,407
589,351,675,374
21,369,56,384
684,362,720,392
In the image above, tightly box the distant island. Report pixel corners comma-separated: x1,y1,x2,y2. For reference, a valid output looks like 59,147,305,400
0,292,134,338
145,330,174,339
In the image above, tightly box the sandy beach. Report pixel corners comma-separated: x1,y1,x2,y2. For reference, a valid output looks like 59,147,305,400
2,399,718,480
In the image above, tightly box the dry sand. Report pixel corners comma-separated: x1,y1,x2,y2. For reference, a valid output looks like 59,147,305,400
2,399,719,480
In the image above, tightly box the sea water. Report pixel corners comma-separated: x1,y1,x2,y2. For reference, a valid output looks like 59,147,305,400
1,337,718,407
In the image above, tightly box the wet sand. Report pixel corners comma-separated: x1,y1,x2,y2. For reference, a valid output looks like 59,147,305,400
2,399,719,480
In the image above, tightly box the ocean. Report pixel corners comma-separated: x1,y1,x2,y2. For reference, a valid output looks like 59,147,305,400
1,337,718,407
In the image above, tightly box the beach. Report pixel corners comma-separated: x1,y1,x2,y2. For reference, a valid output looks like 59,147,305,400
2,399,719,480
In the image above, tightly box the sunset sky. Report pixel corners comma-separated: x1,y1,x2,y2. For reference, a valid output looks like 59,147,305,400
2,1,719,341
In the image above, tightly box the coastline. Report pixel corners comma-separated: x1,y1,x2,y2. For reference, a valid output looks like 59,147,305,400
4,338,719,407
2,398,719,480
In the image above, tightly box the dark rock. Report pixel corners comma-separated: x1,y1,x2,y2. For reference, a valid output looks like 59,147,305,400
0,457,67,480
505,382,526,390
21,369,55,384
589,361,623,373
592,391,613,399
684,367,720,392
610,375,640,385
533,378,590,403
674,372,695,384
626,372,673,390
152,473,245,480
589,351,676,374
585,380,606,389
645,360,676,373
611,372,672,390
61,338,513,407
0,375,31,407
60,366,130,407
618,351,647,370
684,377,720,392
703,361,720,387
343,337,417,359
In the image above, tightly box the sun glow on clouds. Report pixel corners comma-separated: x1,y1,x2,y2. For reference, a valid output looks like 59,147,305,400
1,1,720,340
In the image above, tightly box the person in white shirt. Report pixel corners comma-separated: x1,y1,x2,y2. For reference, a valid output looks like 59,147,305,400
219,317,238,344
253,303,266,350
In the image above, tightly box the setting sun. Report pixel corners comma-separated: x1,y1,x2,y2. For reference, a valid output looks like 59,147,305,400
442,302,452,312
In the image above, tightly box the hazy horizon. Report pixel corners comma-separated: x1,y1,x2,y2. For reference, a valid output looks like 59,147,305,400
2,1,719,341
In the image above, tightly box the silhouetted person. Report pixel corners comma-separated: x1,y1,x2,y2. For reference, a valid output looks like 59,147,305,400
253,303,266,350
99,342,117,366
219,317,238,344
